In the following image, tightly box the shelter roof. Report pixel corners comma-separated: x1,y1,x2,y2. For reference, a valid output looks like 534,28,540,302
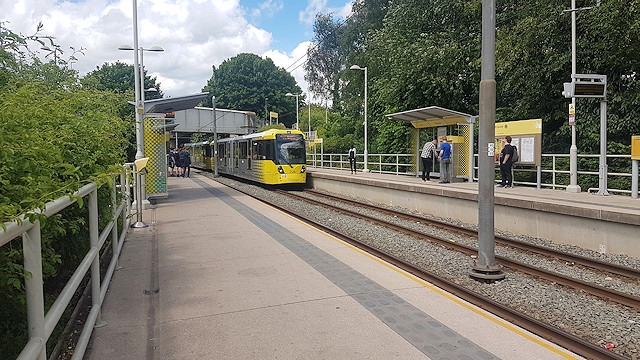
385,106,475,128
128,93,209,114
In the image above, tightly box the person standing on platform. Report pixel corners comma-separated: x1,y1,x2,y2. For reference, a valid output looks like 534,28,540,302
168,149,176,177
181,148,191,178
437,136,452,183
348,144,357,174
498,136,515,188
420,138,437,182
175,147,184,177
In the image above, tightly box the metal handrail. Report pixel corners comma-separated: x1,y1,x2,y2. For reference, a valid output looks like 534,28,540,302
1,165,133,360
308,152,639,197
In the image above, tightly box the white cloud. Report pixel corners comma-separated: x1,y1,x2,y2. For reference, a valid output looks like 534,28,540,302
1,0,353,100
263,40,311,95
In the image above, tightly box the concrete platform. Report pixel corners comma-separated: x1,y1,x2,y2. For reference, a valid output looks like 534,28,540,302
308,168,640,257
85,173,582,359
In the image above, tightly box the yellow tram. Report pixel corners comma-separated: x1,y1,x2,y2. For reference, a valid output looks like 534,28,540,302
185,129,307,185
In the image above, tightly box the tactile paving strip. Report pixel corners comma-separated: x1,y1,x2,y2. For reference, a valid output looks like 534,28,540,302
196,178,499,360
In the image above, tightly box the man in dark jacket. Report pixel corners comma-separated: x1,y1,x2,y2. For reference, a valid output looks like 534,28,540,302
180,149,191,177
498,136,515,188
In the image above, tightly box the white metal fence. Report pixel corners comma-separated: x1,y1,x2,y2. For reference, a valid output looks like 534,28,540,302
0,166,132,360
307,152,639,198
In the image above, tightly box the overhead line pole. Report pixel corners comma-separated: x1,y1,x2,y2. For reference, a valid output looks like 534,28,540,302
471,0,505,282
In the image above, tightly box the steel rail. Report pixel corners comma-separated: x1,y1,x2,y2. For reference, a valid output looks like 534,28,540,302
307,189,640,280
287,190,640,310
218,182,628,360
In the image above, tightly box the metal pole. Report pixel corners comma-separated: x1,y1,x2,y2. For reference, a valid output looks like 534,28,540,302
363,67,369,172
213,96,218,177
471,0,504,282
296,94,299,130
308,92,311,137
23,223,46,360
632,160,638,199
131,167,148,228
567,0,581,193
131,0,144,215
88,190,103,326
138,47,149,205
597,100,609,195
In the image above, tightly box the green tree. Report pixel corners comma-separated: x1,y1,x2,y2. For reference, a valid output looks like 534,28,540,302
305,13,344,104
81,61,163,99
201,53,302,128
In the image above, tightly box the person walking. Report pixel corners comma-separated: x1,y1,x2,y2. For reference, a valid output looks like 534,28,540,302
498,136,515,188
421,138,437,182
181,148,191,177
437,136,452,183
348,144,357,174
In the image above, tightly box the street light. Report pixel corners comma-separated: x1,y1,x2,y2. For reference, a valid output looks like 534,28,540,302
118,44,164,208
308,92,312,139
563,0,598,193
285,92,300,129
350,65,369,172
118,0,164,228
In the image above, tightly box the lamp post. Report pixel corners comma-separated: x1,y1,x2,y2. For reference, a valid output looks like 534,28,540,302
285,92,300,129
212,95,218,177
118,44,163,214
350,65,369,172
563,1,598,193
308,92,312,138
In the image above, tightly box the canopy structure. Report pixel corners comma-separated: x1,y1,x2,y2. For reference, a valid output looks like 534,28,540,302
386,106,476,182
385,106,474,128
140,93,210,114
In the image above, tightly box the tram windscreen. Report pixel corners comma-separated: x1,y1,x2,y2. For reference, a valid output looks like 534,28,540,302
275,134,305,165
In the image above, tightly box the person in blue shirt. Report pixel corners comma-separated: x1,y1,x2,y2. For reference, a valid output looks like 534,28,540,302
437,136,452,183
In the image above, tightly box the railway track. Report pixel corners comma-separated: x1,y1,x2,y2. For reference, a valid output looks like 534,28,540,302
211,176,633,360
284,189,640,310
305,189,640,281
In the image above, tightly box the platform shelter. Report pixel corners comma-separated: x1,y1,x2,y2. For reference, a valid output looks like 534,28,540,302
386,106,475,181
136,93,209,198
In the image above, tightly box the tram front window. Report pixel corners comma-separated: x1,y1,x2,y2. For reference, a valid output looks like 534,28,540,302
275,134,305,165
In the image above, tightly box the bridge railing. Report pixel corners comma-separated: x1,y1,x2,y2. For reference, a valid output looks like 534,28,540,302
307,152,639,198
0,165,132,360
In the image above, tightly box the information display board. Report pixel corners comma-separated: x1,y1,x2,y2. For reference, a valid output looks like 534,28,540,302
495,119,542,166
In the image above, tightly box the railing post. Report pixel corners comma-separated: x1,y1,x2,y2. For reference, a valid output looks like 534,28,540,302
88,190,103,326
552,155,557,189
111,180,119,260
537,165,542,189
23,222,47,360
632,159,638,199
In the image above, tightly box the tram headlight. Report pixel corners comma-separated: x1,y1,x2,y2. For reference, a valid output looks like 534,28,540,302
300,166,306,173
277,166,284,174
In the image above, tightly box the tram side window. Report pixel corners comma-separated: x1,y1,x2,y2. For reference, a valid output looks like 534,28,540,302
205,144,212,158
254,140,274,160
252,142,259,160
239,141,248,159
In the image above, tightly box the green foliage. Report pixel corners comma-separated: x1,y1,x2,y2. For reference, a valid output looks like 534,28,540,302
1,25,131,357
201,53,302,128
81,61,164,99
306,0,640,160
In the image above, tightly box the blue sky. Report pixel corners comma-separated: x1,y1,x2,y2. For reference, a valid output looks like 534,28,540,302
240,0,351,53
1,0,353,98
